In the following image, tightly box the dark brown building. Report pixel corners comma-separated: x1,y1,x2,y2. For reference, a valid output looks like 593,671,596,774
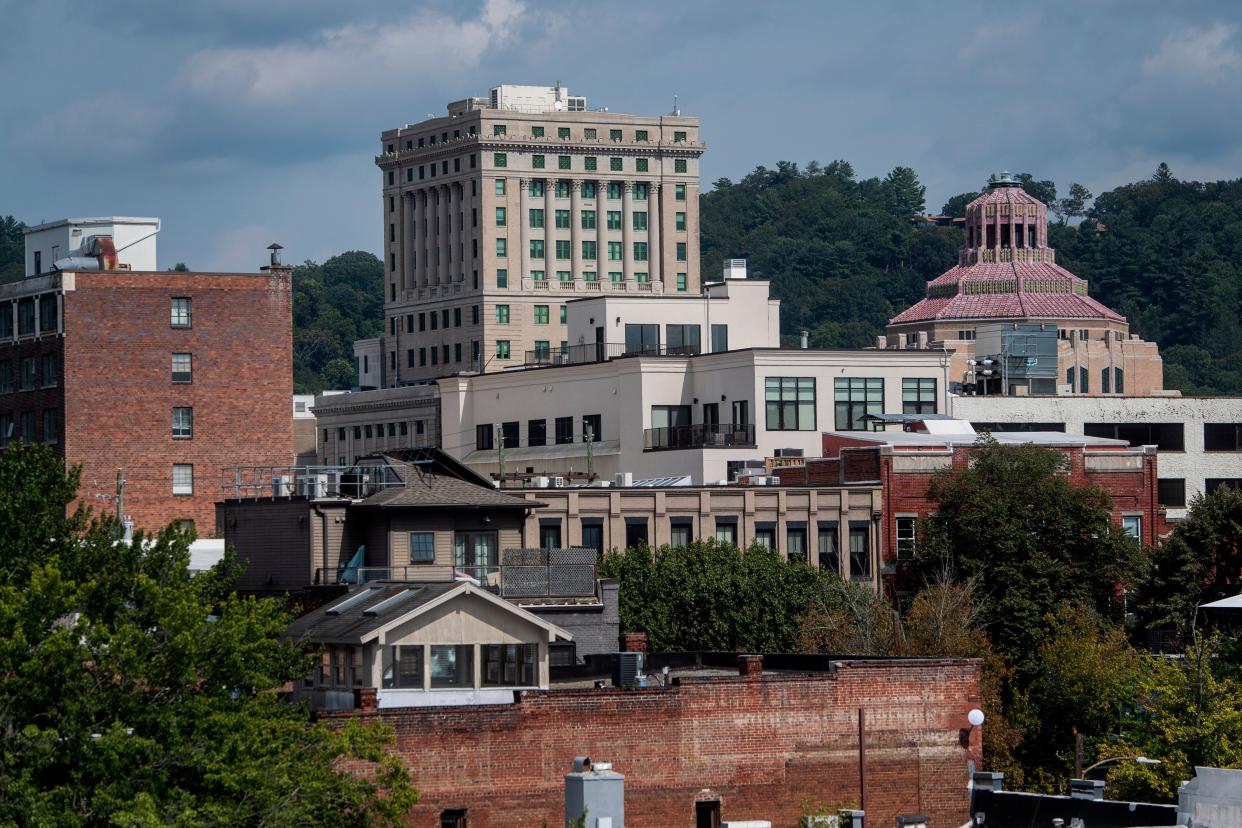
0,266,293,535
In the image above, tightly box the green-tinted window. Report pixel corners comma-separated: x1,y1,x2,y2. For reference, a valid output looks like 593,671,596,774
633,183,648,201
558,155,571,170
534,305,550,325
610,157,623,172
555,240,571,260
834,378,884,431
582,241,597,260
532,126,544,137
557,271,572,283
531,270,546,281
633,211,647,231
496,269,508,288
496,238,507,257
768,377,817,431
674,130,686,142
496,340,510,360
675,159,687,173
529,208,544,228
532,154,545,169
582,182,597,198
581,210,597,229
496,305,510,324
635,158,649,172
584,128,597,139
675,211,686,231
583,271,598,281
560,305,568,323
607,241,623,261
633,242,648,261
676,272,687,291
607,183,622,200
675,184,686,201
676,242,687,261
609,129,622,141
530,239,545,258
555,210,571,229
609,271,622,283
495,207,507,226
607,211,622,230
529,179,545,197
635,272,649,283
495,179,506,196
494,124,507,136
635,129,648,141
584,156,597,171
493,153,507,167
558,127,570,139
555,180,570,198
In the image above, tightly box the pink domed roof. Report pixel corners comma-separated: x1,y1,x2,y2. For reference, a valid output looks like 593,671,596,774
889,175,1125,326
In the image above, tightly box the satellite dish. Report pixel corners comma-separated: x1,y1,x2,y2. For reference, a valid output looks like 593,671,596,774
554,99,565,111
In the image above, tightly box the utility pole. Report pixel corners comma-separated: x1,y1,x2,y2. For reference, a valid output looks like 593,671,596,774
115,468,126,539
496,424,505,486
586,424,595,479
858,707,868,827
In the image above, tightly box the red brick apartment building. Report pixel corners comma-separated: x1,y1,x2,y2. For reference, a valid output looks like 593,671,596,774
775,420,1161,596
0,267,293,535
326,654,982,828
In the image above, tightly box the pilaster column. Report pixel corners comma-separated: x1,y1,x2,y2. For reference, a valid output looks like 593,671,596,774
455,182,465,283
402,192,415,292
648,182,661,285
544,177,555,278
621,181,633,282
518,177,529,284
437,184,450,286
570,179,583,281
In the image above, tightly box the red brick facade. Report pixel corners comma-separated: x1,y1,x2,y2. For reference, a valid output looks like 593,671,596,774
325,659,982,828
0,268,293,536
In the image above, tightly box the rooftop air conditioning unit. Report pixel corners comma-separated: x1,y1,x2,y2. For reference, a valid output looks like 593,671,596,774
614,472,633,487
531,476,551,488
297,473,328,498
612,652,643,689
271,476,292,498
551,476,568,488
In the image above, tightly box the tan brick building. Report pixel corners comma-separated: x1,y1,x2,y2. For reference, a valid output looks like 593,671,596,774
0,265,293,535
374,84,704,384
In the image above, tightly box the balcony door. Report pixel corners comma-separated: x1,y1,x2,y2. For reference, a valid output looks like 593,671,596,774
454,531,497,583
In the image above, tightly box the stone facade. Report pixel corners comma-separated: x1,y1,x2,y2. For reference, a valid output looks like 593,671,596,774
0,268,293,535
323,657,982,828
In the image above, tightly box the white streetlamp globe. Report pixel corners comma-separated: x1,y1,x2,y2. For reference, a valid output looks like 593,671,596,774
967,708,986,727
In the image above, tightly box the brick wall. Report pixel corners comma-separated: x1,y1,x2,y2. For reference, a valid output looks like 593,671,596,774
62,269,293,535
325,658,981,828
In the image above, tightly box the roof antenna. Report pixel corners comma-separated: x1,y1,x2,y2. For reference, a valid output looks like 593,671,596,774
671,94,681,117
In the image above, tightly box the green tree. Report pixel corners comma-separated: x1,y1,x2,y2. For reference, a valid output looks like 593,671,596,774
1056,183,1093,225
914,436,1145,672
884,166,926,217
0,215,25,284
1140,484,1242,636
0,442,417,825
167,262,190,272
1151,162,1175,184
941,192,979,218
290,252,383,394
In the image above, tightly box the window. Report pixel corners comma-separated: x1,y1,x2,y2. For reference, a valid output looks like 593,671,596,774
496,238,507,257
17,300,34,336
555,209,571,229
584,271,597,282
493,153,507,167
454,307,461,327
818,523,840,574
633,183,647,200
529,239,545,260
172,464,193,495
171,297,191,328
495,304,510,324
606,182,621,200
476,424,494,451
555,180,570,198
1207,478,1242,495
540,520,561,550
608,271,622,283
0,413,11,447
676,242,687,261
834,377,883,431
715,519,737,546
1115,367,1125,394
675,184,686,201
172,407,193,439
560,304,568,324
532,154,545,169
584,156,597,171
1085,422,1184,451
382,645,424,689
674,130,686,142
675,159,687,173
558,127,570,139
483,643,537,687
493,124,507,136
472,305,479,324
766,377,816,431
532,126,544,137
529,179,545,197
584,128,597,139
633,242,648,261
607,241,623,261
528,208,545,229
40,354,57,387
609,128,622,141
555,416,574,444
495,206,507,227
624,323,659,355
556,271,571,284
666,324,701,355
1158,478,1186,508
754,523,776,551
0,304,10,338
1079,366,1089,394
555,240,571,260
896,517,916,558
635,158,649,172
1122,515,1142,540
430,645,473,689
557,155,571,170
419,348,426,366
39,297,57,332
582,413,601,442
1101,367,1111,394
528,419,547,447
409,532,436,563
610,157,623,172
675,211,686,231
581,210,596,230
20,411,35,442
902,378,937,415
667,518,693,548
20,357,36,390
606,211,623,231
531,270,545,281
632,211,647,231
849,523,871,579
675,272,688,292
582,240,597,260
495,179,506,195
496,340,510,360
534,305,550,325
786,525,808,564
500,420,519,448
172,352,193,383
42,409,57,444
0,362,12,393
496,269,508,288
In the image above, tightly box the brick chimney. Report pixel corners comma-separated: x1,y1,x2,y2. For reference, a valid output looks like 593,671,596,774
355,687,378,711
619,632,648,653
737,654,763,678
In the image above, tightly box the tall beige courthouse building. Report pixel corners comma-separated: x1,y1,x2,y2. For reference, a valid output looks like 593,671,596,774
373,84,705,383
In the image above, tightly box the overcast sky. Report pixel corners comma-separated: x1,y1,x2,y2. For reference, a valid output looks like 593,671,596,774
2,0,1239,271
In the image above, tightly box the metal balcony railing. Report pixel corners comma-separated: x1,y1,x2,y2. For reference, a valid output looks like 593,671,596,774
525,341,701,367
644,423,756,451
220,465,407,500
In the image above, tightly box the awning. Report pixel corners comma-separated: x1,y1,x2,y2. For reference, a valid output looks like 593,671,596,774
1201,593,1242,610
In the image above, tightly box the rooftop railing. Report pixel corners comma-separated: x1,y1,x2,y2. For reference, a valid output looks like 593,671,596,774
525,341,701,367
220,465,406,501
643,423,756,451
